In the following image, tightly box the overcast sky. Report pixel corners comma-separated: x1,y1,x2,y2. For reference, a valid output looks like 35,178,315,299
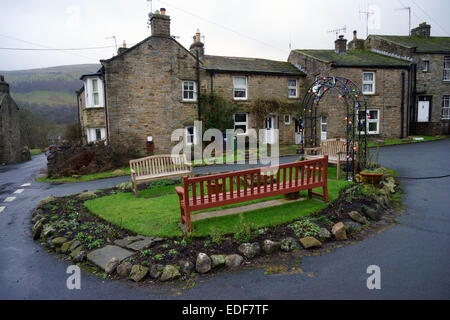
0,0,449,71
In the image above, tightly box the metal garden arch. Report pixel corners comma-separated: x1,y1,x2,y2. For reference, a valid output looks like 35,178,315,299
298,76,369,180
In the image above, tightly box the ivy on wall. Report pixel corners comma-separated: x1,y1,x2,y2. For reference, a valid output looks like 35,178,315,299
200,93,238,132
249,98,298,127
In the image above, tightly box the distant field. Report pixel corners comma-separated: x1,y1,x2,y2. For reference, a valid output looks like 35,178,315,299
1,64,100,124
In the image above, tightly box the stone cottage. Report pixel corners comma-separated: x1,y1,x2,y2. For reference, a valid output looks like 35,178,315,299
78,8,306,154
0,75,21,164
288,32,412,142
366,23,450,135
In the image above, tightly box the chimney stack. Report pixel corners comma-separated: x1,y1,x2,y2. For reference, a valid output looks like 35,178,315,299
190,29,205,58
0,75,10,94
348,30,365,50
117,40,127,55
411,22,431,38
335,35,347,54
151,8,171,37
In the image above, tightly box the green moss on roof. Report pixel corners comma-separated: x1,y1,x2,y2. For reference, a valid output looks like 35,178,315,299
294,49,411,67
201,55,305,76
372,35,450,53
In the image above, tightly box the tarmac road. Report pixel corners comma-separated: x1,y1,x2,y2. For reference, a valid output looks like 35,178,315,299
0,140,449,299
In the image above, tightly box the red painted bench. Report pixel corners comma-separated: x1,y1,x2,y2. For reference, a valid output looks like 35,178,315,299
175,156,329,232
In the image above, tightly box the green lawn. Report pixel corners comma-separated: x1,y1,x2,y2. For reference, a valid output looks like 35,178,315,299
85,168,350,238
367,136,444,148
36,167,130,183
30,149,42,157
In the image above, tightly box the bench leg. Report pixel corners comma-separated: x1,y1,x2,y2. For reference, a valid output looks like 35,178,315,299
323,184,329,203
337,158,341,180
186,210,192,232
308,189,313,199
132,179,138,198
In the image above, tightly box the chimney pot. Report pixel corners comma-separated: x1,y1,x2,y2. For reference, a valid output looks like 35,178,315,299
160,8,166,15
335,36,347,54
190,29,204,58
122,40,126,48
151,8,171,37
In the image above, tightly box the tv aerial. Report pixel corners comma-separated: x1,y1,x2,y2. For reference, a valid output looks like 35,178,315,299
147,0,153,28
327,25,347,39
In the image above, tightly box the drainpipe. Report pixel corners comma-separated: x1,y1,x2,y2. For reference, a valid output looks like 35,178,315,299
101,67,109,144
401,72,405,139
76,90,81,144
406,66,411,136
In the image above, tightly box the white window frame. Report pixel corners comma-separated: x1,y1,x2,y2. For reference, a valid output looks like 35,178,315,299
86,127,106,143
444,57,450,81
84,77,104,108
288,79,298,98
233,76,248,100
358,109,380,135
185,126,196,146
234,113,248,135
284,114,291,125
442,96,450,120
423,60,429,72
362,71,375,95
182,81,197,102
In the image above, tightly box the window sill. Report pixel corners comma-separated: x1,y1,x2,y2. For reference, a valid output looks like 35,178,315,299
181,100,197,104
85,106,104,109
288,96,299,99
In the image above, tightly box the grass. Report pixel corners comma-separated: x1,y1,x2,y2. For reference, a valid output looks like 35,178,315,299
367,135,444,148
30,149,42,157
36,167,130,183
85,167,350,238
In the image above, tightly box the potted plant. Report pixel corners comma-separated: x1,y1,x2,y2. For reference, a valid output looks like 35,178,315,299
360,143,384,186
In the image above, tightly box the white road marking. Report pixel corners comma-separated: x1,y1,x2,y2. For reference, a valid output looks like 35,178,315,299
0,206,5,213
14,189,25,194
4,197,16,203
21,183,31,187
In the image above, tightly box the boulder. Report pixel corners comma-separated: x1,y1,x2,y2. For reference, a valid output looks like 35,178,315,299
116,182,132,191
105,257,120,274
129,265,148,282
31,220,44,240
195,253,211,274
39,196,57,206
225,254,244,268
160,265,181,282
348,211,368,225
69,240,82,252
51,237,68,247
210,255,226,268
149,264,164,279
280,237,299,252
31,214,43,224
61,240,74,254
116,262,132,278
344,220,362,231
332,222,347,241
382,179,396,194
363,207,379,221
318,228,331,240
32,208,44,218
77,191,97,201
70,245,84,258
262,240,281,254
178,260,195,275
41,224,56,239
72,249,86,263
299,236,322,249
238,243,261,258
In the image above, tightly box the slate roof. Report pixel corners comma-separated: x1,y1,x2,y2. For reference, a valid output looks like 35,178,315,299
201,55,305,76
294,49,412,68
371,35,450,53
0,92,6,105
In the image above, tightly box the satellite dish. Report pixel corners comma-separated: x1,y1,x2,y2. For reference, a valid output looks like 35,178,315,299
148,12,153,19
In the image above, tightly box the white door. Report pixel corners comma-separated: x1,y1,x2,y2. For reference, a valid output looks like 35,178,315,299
294,119,302,144
265,115,276,144
418,101,430,122
320,116,327,141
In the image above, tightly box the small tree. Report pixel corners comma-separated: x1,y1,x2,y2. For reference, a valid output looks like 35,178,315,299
63,122,82,144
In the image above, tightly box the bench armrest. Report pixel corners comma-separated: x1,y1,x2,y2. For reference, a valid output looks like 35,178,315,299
304,147,322,154
175,187,184,201
130,169,136,175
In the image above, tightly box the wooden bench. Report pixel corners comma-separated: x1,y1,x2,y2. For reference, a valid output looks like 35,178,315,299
304,138,357,180
175,156,329,232
130,154,193,197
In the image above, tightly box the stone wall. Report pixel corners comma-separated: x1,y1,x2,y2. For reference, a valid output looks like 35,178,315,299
367,36,450,135
288,51,409,142
0,95,21,164
77,90,106,144
203,72,304,144
103,36,198,154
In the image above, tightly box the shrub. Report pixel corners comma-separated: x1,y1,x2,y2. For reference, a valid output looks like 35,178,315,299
288,219,321,237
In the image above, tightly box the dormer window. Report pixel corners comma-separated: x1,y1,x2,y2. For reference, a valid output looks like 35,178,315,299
83,76,104,108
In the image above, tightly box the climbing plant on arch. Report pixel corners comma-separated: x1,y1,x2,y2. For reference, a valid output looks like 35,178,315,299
298,76,368,180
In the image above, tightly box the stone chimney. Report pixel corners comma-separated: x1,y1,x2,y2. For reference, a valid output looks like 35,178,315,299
347,30,365,50
0,75,10,93
189,29,205,58
151,8,171,37
411,22,431,38
117,40,128,55
335,35,347,55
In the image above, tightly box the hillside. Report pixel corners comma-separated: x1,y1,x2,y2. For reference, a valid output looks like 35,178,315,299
1,64,101,124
